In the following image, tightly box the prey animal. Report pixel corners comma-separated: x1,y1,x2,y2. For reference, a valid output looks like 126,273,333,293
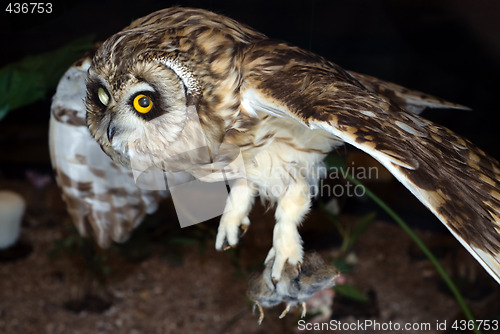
247,252,339,324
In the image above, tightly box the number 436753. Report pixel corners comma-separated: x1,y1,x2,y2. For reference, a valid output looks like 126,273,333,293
452,319,499,331
5,3,52,14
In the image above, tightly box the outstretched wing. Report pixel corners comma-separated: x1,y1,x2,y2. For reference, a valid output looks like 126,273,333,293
49,55,166,247
347,71,470,115
240,40,500,284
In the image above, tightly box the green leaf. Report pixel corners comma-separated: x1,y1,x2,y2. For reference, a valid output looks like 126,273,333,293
0,103,9,121
334,284,369,303
0,35,94,118
345,211,376,250
332,258,353,273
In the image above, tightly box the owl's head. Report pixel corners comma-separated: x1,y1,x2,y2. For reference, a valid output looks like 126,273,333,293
85,30,203,170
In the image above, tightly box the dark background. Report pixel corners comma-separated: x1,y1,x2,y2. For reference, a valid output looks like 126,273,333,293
1,0,499,165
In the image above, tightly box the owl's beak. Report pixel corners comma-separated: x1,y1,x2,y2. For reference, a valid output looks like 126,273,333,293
107,122,117,143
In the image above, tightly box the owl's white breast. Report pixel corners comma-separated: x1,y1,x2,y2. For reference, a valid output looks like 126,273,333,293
241,116,341,201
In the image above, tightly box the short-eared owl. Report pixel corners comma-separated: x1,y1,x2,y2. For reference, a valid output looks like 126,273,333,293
51,7,500,301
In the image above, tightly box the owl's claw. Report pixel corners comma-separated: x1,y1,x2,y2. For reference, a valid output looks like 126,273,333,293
239,223,249,238
265,244,303,282
215,216,250,251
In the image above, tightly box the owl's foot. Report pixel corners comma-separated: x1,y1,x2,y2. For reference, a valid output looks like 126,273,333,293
265,243,303,283
215,178,254,250
215,216,250,250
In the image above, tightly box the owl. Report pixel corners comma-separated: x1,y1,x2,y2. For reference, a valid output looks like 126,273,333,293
51,6,500,311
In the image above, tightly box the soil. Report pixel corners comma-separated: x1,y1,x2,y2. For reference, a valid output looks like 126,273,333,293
0,176,499,334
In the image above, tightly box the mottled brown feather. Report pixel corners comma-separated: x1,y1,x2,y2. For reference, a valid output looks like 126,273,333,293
240,40,500,280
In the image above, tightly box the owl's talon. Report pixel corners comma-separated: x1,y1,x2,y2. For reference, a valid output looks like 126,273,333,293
271,276,278,286
266,242,303,282
218,238,233,251
238,224,249,239
215,217,250,251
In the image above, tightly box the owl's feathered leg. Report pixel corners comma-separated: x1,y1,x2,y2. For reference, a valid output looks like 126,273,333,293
265,177,309,281
215,179,255,250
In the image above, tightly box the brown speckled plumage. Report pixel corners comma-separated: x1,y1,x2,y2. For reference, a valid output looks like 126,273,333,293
53,6,500,319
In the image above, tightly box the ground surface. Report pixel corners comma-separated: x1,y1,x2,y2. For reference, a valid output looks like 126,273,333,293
0,176,499,334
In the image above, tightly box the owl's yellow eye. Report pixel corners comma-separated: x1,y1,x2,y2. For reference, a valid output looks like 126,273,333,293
133,94,153,114
98,87,110,106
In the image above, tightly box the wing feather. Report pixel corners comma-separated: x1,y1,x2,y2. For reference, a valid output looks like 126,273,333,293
241,40,500,283
347,71,470,114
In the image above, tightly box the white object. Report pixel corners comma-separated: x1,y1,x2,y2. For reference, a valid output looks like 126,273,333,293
0,190,25,249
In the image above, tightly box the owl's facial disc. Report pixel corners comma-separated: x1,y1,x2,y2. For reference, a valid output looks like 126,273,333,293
86,59,196,170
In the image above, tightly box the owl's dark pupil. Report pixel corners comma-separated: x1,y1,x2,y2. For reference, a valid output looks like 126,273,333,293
138,97,150,108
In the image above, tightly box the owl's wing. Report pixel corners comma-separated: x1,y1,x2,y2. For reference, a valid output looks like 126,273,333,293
347,71,470,115
49,55,166,248
240,41,500,284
